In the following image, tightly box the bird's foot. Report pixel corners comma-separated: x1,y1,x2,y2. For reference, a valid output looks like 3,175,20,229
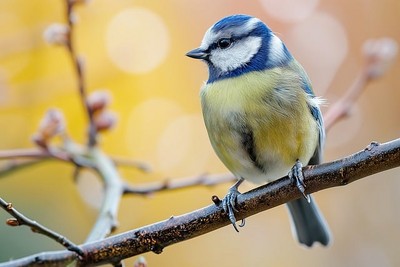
221,178,245,232
288,160,310,203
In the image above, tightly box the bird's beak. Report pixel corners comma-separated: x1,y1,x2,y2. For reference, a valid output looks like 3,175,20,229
186,47,208,60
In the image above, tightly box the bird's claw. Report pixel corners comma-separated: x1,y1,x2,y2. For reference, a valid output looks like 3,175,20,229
222,187,245,232
289,160,310,203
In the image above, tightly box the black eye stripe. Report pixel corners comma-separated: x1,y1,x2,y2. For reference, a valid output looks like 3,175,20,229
208,33,251,52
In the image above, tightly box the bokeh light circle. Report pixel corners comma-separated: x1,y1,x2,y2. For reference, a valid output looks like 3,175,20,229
76,170,103,209
126,98,184,162
260,0,319,23
286,12,348,95
156,114,211,174
106,8,170,74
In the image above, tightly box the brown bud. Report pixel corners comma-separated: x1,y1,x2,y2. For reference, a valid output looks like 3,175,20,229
211,195,221,205
6,218,20,227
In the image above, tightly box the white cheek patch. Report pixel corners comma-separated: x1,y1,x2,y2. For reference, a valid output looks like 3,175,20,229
210,36,262,73
268,34,286,65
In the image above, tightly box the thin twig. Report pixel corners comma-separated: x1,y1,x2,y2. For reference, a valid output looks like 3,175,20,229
0,148,50,159
0,159,46,177
324,37,398,130
64,0,97,147
0,149,50,178
0,146,95,169
123,173,235,195
111,156,152,172
324,70,370,130
1,138,399,267
0,197,83,257
0,146,70,164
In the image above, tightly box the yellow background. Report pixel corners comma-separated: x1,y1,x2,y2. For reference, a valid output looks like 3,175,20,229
1,0,400,266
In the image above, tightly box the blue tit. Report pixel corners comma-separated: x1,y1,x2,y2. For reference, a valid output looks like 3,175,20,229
186,14,331,247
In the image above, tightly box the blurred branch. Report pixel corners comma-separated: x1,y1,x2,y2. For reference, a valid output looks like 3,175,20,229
0,145,133,245
0,148,49,159
324,68,369,131
123,173,235,195
23,0,124,245
324,38,398,130
0,149,49,177
63,1,124,242
84,147,125,243
0,198,83,256
65,0,97,147
111,156,152,172
0,159,45,178
1,138,399,266
0,145,94,169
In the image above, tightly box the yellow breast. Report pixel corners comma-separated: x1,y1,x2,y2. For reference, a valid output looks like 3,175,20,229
200,68,319,183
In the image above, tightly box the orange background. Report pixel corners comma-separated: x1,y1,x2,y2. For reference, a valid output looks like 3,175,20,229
1,0,399,266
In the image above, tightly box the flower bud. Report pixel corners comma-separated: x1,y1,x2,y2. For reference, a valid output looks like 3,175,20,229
94,111,117,132
32,109,65,148
43,23,70,46
87,90,112,114
362,38,398,79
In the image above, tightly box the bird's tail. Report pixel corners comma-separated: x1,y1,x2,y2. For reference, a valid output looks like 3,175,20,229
286,196,331,247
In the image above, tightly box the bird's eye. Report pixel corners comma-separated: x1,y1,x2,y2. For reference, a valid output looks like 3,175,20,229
217,38,232,49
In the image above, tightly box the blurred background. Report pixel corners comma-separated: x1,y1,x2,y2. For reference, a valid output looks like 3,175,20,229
0,0,399,266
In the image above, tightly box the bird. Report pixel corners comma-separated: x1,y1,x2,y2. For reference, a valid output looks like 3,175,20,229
186,14,331,247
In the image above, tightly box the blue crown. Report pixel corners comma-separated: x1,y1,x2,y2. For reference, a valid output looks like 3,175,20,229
212,14,255,33
206,15,293,83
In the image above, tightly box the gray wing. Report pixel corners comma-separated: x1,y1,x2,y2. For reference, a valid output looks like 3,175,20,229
286,91,330,247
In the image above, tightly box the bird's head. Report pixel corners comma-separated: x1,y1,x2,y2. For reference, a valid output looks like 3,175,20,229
186,14,292,83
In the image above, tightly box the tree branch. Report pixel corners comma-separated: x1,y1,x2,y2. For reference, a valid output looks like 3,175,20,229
84,147,125,243
1,138,398,267
0,198,83,256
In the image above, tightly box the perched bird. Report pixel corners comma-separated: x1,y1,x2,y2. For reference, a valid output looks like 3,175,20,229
186,14,331,247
